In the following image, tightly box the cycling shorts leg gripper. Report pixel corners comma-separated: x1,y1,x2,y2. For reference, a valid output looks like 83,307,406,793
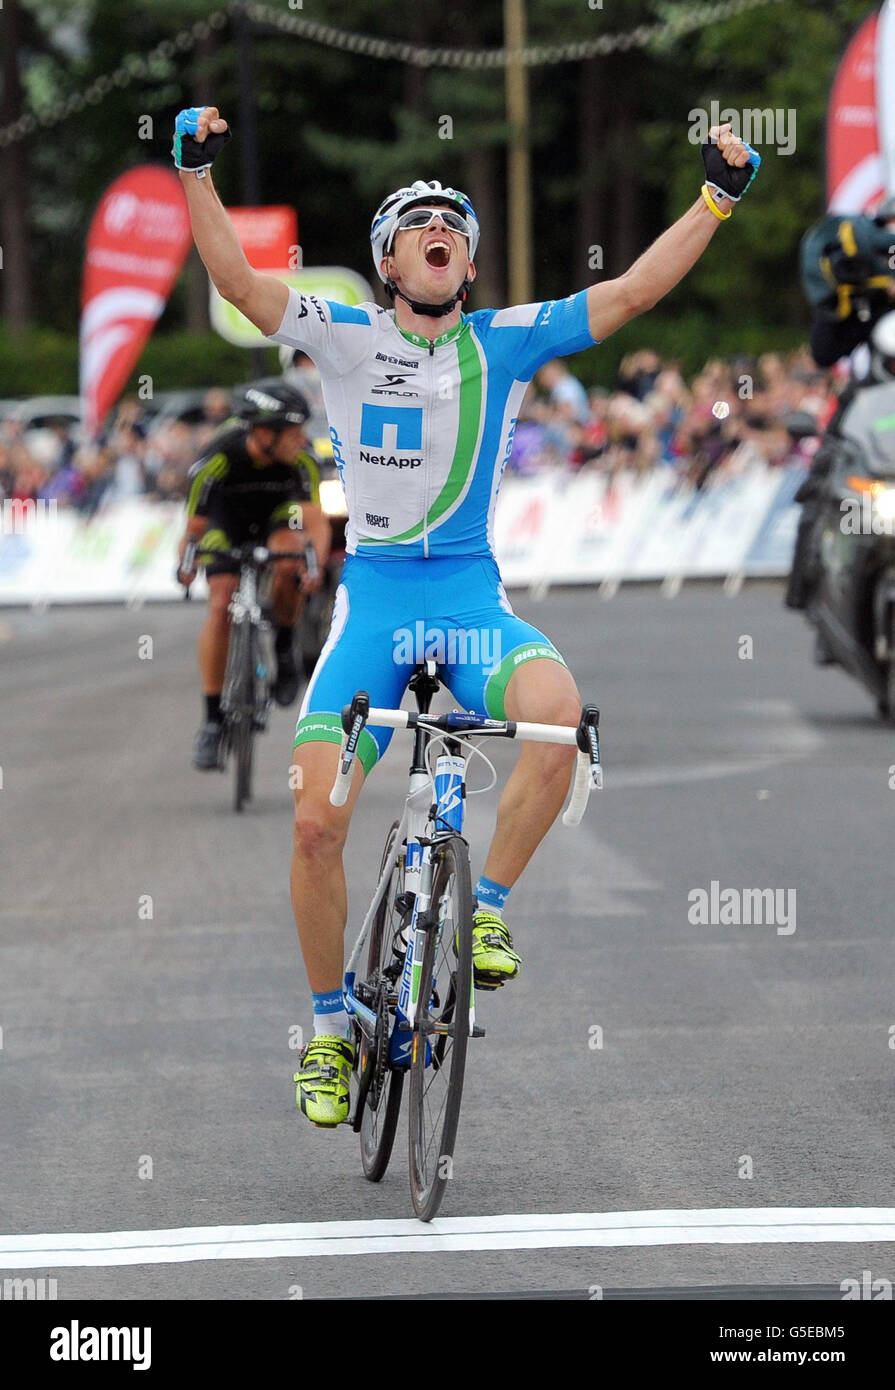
200,526,237,578
483,642,568,720
293,711,380,776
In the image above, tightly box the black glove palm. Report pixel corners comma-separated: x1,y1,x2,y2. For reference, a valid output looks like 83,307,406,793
172,107,231,172
701,140,761,202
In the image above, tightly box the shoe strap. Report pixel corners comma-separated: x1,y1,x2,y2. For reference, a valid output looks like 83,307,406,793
302,1037,352,1064
473,915,511,942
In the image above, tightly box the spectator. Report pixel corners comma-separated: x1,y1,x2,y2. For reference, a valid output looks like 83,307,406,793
0,349,844,526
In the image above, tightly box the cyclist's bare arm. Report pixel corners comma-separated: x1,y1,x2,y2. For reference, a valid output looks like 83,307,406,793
178,108,287,336
298,503,332,570
177,515,208,583
586,123,749,343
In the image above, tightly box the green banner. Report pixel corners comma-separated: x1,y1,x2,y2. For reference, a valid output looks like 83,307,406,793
209,266,374,346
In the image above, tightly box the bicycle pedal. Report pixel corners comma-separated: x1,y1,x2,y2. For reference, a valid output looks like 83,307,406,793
471,1025,486,1038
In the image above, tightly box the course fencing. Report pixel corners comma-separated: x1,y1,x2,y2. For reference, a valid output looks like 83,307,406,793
0,462,802,605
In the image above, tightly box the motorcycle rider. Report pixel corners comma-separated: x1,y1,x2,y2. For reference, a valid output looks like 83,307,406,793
787,201,895,610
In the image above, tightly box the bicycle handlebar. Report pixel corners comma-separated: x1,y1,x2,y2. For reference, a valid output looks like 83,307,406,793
178,539,319,596
327,692,602,824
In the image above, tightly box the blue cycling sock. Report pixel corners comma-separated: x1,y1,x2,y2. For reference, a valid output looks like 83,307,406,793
475,875,511,914
312,988,350,1040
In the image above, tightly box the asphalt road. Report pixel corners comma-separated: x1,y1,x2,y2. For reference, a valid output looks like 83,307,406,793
1,583,893,1299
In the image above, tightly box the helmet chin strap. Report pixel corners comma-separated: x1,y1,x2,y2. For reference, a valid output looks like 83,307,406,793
386,277,471,318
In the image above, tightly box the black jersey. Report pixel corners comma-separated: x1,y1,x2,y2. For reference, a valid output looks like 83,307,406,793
186,425,320,529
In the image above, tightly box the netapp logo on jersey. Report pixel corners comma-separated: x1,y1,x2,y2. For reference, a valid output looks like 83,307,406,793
375,352,418,369
359,450,422,468
50,1321,151,1371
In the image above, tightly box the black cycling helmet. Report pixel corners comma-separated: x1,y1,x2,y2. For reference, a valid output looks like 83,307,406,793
235,378,309,429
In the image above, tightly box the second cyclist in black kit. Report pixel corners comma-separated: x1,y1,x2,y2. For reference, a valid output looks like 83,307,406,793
177,380,331,769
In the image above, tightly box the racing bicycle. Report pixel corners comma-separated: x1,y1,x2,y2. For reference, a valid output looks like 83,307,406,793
183,536,317,812
329,659,603,1221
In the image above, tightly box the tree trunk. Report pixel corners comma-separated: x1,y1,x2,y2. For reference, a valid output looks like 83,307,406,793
464,143,504,308
184,26,219,334
0,0,33,334
609,92,639,275
577,57,606,284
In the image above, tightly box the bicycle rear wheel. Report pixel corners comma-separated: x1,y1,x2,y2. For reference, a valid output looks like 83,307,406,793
359,821,407,1181
408,834,474,1221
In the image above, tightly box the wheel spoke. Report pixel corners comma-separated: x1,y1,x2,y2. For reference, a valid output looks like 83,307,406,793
359,823,406,1180
409,838,473,1218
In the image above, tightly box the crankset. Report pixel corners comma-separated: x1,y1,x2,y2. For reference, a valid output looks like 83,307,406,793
351,977,391,1128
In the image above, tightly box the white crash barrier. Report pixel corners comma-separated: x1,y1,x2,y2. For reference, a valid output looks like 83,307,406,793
0,462,803,604
493,460,804,590
0,499,206,604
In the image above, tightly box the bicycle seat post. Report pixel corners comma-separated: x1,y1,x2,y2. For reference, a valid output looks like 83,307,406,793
408,658,441,715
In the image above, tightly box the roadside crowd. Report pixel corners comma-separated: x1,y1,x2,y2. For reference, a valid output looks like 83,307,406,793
0,348,835,514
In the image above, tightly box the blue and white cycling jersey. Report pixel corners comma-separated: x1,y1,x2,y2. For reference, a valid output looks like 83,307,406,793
270,288,597,558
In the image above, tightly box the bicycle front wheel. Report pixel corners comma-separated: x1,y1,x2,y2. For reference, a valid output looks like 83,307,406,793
408,834,474,1221
233,716,254,812
224,620,256,813
359,821,407,1182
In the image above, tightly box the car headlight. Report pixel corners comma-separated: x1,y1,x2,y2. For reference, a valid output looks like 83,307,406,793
319,477,347,517
874,486,895,521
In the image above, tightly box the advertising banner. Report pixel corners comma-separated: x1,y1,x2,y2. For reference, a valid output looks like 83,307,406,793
80,166,191,438
828,11,885,213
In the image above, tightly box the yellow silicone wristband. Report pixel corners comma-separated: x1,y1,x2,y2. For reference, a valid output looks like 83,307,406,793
701,183,732,221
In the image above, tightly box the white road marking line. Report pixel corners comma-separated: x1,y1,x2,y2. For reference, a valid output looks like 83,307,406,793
3,1209,895,1269
606,757,781,789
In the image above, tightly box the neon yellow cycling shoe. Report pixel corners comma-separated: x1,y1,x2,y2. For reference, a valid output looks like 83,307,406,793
294,1035,354,1128
465,909,522,991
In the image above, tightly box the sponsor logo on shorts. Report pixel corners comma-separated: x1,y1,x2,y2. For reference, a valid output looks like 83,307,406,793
512,644,555,665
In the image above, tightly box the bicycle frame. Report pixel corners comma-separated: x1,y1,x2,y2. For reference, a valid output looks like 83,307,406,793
221,554,273,723
340,667,602,1069
343,725,471,1066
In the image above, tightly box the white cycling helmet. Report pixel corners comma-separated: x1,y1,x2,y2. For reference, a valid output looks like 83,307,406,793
370,179,480,284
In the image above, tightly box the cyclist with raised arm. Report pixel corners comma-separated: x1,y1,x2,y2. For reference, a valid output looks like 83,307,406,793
173,104,759,1125
177,380,331,770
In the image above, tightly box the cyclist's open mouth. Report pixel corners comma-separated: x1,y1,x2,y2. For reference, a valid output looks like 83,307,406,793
424,240,451,269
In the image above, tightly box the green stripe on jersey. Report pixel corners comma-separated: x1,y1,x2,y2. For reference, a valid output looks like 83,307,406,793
186,452,229,516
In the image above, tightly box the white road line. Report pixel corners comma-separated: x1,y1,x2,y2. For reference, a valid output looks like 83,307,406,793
2,1209,895,1269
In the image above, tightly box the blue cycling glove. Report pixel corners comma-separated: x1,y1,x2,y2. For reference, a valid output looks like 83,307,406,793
172,107,231,173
